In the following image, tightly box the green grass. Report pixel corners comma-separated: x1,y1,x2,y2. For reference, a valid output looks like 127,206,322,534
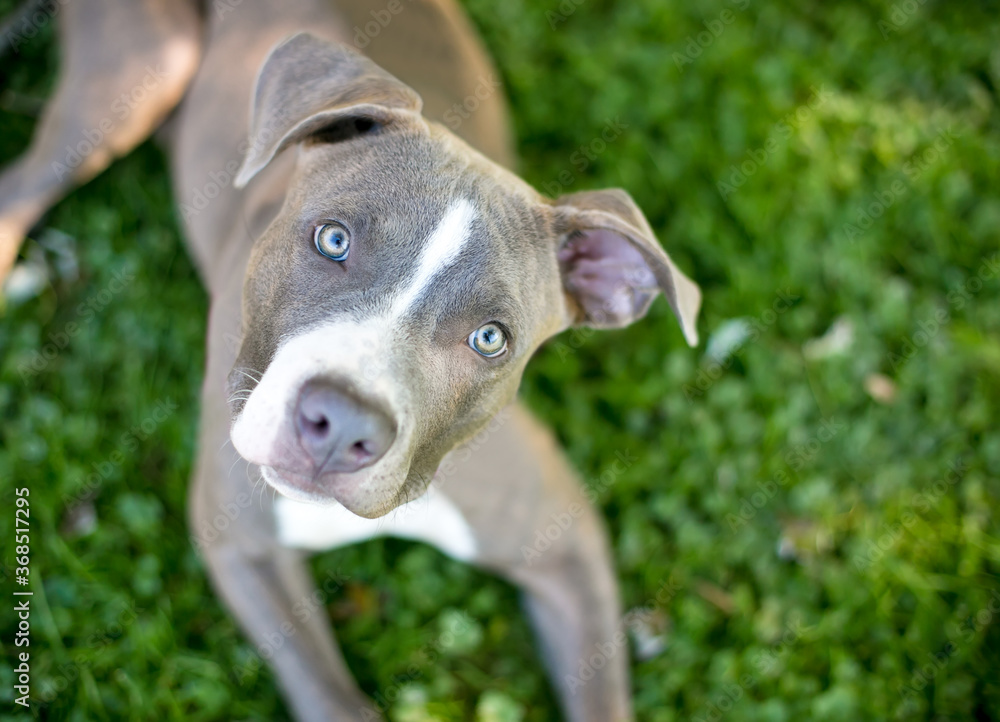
1,0,999,720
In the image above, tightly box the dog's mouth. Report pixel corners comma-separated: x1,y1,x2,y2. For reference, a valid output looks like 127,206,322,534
259,462,417,519
259,465,352,505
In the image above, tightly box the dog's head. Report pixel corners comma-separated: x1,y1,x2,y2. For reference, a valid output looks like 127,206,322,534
227,34,700,518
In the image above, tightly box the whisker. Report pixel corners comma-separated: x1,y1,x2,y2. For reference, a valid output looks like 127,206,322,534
232,367,262,386
257,475,267,511
227,454,244,479
247,465,265,509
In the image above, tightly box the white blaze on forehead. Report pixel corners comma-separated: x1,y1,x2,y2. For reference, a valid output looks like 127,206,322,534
388,198,476,320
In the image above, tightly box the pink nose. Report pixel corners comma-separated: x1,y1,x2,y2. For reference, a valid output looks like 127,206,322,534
294,381,396,473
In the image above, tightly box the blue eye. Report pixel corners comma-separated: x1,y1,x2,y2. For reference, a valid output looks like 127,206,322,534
469,323,508,358
314,222,350,261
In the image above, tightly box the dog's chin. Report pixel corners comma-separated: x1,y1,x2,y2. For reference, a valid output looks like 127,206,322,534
259,465,415,519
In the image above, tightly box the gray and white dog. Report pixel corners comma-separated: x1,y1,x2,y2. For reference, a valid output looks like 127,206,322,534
0,0,701,719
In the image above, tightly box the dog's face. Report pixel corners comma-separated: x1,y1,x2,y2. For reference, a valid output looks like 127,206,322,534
230,126,567,516
227,34,701,518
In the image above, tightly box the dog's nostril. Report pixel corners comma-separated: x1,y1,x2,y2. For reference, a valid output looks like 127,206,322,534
300,412,330,438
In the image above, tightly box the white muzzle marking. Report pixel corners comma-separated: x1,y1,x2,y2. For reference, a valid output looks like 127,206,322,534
230,199,478,509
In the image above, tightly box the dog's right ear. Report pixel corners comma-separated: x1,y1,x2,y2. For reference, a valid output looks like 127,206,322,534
234,32,424,188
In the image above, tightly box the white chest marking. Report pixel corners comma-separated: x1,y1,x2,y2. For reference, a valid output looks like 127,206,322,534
387,198,475,320
274,485,478,562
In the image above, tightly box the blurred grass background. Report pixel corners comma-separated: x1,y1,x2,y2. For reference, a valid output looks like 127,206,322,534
1,0,999,720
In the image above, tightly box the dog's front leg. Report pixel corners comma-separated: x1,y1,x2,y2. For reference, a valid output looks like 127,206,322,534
505,516,634,722
445,403,635,721
191,309,382,722
199,540,382,721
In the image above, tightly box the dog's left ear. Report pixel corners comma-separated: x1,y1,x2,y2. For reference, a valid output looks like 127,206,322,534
553,189,701,346
235,32,424,188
